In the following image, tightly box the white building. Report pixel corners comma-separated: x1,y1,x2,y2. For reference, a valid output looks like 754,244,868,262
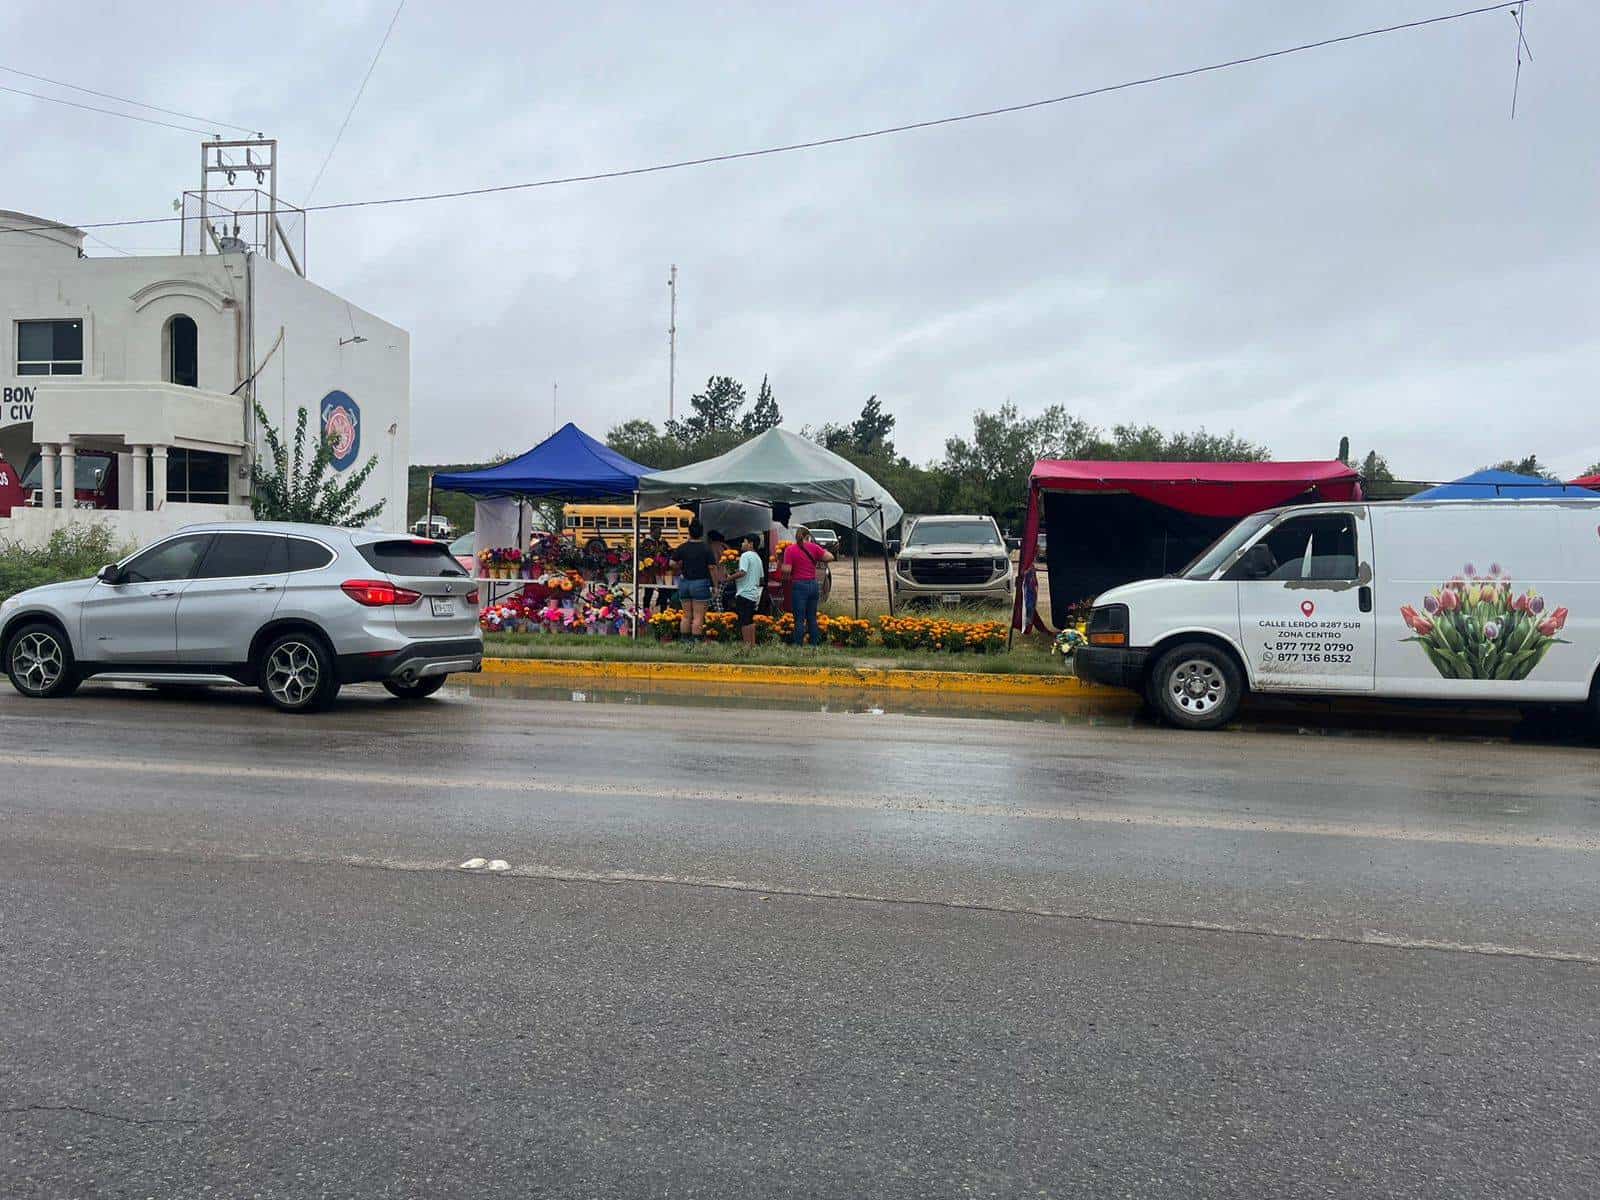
0,177,409,548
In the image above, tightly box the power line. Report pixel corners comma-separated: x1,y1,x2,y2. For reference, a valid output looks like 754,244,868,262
0,80,216,136
0,63,258,135
0,0,1527,240
304,0,406,204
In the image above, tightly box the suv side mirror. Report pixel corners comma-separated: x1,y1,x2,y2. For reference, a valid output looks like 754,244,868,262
96,563,122,584
1228,543,1276,581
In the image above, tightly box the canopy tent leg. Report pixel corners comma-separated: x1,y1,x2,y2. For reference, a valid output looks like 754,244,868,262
631,491,641,640
849,483,860,619
425,473,435,533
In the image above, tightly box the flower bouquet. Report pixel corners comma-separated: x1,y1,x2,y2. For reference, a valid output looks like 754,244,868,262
1400,563,1569,680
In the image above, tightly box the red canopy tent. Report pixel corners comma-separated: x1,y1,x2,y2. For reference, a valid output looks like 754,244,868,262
1013,459,1362,632
1570,474,1600,490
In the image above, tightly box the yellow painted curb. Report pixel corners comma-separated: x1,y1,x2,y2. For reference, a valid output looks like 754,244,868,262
478,655,1134,702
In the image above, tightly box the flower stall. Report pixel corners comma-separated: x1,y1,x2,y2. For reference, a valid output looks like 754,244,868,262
428,422,658,638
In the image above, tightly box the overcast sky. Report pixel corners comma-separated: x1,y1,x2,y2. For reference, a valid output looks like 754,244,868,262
4,1,1596,479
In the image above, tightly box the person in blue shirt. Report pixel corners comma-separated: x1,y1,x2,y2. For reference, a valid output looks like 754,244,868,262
728,532,767,648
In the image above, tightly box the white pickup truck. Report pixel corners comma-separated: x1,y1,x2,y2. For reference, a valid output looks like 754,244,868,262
891,515,1014,608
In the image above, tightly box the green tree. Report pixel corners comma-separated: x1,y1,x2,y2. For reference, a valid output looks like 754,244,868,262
1486,454,1558,480
252,401,384,526
1342,448,1394,483
1582,461,1600,479
1087,423,1267,462
667,375,747,443
848,394,896,458
741,375,782,435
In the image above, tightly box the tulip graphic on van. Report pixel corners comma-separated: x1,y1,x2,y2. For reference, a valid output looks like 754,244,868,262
1401,564,1569,680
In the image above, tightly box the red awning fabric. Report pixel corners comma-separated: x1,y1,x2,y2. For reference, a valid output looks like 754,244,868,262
1012,459,1362,636
1029,459,1361,519
1569,474,1600,489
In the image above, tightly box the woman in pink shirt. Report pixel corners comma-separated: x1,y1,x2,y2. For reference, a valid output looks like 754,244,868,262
781,526,834,647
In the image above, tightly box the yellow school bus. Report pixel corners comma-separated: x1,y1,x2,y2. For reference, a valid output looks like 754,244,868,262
564,503,694,549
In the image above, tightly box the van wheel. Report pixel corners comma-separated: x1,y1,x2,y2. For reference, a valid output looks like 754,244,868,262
1150,643,1242,730
258,632,339,713
6,622,80,699
383,676,446,700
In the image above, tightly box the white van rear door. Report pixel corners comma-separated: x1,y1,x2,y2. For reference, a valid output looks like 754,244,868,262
1234,509,1376,692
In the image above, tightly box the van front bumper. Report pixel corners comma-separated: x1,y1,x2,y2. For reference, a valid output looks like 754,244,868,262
1073,646,1149,690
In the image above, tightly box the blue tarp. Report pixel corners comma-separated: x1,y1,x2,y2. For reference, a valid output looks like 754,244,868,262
1407,470,1600,501
432,423,651,499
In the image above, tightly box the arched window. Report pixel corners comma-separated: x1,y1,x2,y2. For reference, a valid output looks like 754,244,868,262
166,315,198,387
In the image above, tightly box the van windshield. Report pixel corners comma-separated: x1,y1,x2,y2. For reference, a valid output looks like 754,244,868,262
1180,512,1274,579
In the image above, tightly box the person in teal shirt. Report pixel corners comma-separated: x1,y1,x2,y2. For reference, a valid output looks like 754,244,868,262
729,533,766,647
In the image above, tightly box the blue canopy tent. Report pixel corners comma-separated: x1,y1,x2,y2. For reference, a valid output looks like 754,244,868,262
1407,470,1599,501
430,422,650,499
428,423,655,635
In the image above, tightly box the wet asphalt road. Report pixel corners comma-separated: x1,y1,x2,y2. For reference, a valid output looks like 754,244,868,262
1,682,1597,1198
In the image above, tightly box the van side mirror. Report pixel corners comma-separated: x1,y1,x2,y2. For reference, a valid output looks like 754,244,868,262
96,563,122,584
1227,544,1276,581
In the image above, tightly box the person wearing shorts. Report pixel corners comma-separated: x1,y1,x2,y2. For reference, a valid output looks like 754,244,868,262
670,519,715,640
728,533,765,648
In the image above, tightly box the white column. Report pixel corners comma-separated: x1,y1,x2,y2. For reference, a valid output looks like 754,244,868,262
59,440,76,510
39,444,57,510
116,451,134,510
150,445,168,510
130,445,148,512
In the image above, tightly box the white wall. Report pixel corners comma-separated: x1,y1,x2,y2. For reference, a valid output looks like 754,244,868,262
250,259,410,530
0,503,254,553
0,215,411,532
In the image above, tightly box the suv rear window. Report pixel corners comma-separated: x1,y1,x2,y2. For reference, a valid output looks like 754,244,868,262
357,539,468,577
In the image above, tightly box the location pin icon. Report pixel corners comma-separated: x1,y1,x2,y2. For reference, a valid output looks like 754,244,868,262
1300,600,1315,618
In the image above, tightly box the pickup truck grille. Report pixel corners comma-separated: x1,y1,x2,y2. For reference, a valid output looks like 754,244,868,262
906,558,995,586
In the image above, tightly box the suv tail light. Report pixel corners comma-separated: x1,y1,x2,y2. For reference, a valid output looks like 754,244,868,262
341,579,422,607
466,587,480,605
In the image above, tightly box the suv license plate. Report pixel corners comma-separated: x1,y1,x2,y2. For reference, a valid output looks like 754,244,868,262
941,593,961,605
430,597,454,617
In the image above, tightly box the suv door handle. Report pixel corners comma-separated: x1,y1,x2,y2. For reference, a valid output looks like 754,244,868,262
248,582,278,592
149,588,179,599
1358,585,1373,613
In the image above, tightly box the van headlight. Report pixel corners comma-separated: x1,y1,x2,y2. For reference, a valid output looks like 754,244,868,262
1087,603,1129,646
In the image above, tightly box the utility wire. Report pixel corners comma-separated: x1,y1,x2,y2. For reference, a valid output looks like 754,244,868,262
304,0,406,204
0,80,217,136
0,63,258,135
0,0,1528,239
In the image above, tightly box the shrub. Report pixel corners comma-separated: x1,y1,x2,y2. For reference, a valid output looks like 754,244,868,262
0,524,126,602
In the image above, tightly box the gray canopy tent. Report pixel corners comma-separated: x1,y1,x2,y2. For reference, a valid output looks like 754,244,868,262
636,428,904,617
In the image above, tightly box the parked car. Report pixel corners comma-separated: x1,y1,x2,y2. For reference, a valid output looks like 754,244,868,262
0,522,483,713
449,532,476,575
809,528,841,554
891,515,1014,608
412,515,455,539
1074,498,1600,730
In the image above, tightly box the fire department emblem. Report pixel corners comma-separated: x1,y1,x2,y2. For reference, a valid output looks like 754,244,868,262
319,391,361,471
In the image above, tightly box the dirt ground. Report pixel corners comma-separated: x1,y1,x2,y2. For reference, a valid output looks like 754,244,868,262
822,556,1054,625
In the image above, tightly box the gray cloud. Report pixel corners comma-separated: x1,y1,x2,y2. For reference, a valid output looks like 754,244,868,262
4,0,1594,479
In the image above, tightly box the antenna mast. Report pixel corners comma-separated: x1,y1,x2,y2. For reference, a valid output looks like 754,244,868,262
667,264,677,423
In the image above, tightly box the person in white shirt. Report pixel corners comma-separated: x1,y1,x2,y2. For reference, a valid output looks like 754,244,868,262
728,533,767,648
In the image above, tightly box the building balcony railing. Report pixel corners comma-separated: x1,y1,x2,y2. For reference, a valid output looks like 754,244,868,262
31,380,247,455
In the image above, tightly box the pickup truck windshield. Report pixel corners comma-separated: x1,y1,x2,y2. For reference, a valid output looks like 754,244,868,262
907,520,1001,547
1180,512,1274,579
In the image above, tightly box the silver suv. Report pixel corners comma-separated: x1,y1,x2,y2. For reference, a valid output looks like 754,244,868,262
0,521,483,712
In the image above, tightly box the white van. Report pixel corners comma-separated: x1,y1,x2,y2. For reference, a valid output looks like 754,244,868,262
1073,499,1599,730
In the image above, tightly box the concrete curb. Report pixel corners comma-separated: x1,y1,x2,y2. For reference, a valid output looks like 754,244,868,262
478,655,1135,703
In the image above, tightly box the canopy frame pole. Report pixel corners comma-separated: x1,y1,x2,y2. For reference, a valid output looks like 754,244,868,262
425,473,435,533
849,482,860,619
879,501,894,616
631,491,641,640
